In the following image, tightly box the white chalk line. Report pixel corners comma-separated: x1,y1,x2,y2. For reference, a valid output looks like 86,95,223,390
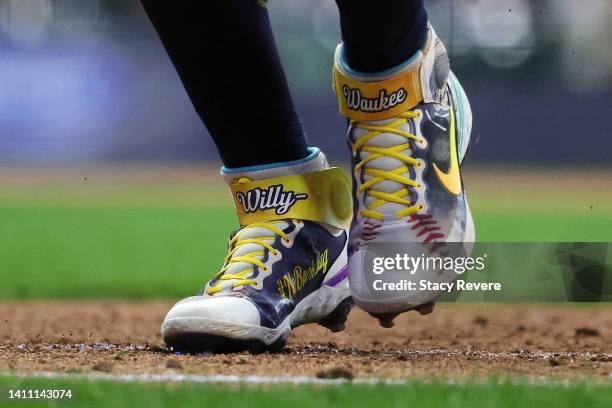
1,371,403,386
1,370,607,387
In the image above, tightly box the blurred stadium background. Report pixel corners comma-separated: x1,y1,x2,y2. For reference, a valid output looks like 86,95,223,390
1,0,611,165
1,3,611,401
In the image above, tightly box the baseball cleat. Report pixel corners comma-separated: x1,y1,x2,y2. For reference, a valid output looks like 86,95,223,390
161,148,354,353
333,25,475,326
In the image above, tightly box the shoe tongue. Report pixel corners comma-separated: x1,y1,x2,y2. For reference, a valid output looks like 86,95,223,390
353,119,416,217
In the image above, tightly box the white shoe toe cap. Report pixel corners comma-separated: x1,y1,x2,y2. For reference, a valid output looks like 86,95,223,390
163,296,261,327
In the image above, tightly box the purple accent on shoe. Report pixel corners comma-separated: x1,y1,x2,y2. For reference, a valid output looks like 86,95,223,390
325,265,349,287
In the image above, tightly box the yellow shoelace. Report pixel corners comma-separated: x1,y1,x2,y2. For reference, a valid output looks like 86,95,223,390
206,222,289,295
352,111,424,221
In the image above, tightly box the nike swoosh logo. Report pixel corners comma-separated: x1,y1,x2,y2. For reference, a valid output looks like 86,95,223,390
433,108,462,196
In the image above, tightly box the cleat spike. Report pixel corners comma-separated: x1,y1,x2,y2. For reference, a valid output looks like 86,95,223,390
416,303,435,315
370,312,398,328
319,297,354,333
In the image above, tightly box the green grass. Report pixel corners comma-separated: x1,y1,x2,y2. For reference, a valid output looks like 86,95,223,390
1,166,611,299
1,204,611,299
473,213,612,241
1,376,611,408
0,206,233,299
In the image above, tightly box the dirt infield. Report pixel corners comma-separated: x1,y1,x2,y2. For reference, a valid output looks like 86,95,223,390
1,302,610,381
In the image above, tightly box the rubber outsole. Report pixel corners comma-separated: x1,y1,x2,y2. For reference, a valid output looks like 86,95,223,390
163,332,287,354
164,297,354,354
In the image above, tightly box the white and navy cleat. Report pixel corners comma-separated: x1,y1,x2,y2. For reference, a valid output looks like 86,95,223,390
161,148,354,352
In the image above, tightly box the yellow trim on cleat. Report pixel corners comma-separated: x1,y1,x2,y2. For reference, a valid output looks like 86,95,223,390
333,51,424,122
433,109,462,196
229,167,352,230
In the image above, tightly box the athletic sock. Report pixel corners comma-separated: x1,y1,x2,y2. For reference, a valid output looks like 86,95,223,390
140,0,309,168
221,147,328,182
334,0,428,73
